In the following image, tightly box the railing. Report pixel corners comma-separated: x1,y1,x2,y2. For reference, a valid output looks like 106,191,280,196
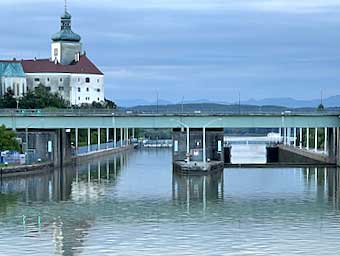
0,108,339,117
75,140,127,155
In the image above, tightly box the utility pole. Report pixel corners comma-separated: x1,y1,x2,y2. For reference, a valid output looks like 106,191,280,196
238,91,241,114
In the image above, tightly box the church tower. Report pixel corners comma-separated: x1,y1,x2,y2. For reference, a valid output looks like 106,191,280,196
51,3,82,65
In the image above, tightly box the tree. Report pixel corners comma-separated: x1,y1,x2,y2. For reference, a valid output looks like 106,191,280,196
19,84,68,109
0,89,17,108
317,104,325,111
0,125,20,151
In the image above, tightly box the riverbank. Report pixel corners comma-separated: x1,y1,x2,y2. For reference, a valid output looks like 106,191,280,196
1,144,135,178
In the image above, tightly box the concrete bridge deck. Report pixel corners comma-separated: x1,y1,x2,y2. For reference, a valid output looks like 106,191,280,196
0,110,339,129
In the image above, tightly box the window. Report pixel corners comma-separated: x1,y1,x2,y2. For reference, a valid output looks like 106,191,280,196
78,87,81,92
85,77,90,83
54,48,58,57
97,98,100,101
34,78,40,82
58,86,64,91
78,78,80,82
96,89,101,92
46,87,51,91
86,88,89,92
47,78,50,82
97,79,100,83
78,97,80,101
60,78,63,82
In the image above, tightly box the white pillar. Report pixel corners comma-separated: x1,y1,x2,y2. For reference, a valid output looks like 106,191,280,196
203,127,206,163
132,128,135,140
88,128,91,153
114,128,117,148
98,128,101,151
126,128,129,145
287,128,291,145
279,127,282,141
315,128,318,152
75,128,79,153
294,128,296,147
186,127,190,162
120,128,123,147
284,127,287,145
307,128,310,150
324,127,328,154
299,128,303,149
106,128,109,147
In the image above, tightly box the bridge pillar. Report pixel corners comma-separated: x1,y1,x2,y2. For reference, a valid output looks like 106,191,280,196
293,128,297,147
324,127,327,154
75,128,78,154
307,128,310,150
287,128,291,145
315,128,318,152
87,128,91,153
98,128,101,151
120,128,123,147
283,128,287,145
114,128,117,148
106,128,109,149
299,128,303,149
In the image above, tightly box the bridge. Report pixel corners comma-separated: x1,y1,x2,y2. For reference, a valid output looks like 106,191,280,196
0,109,339,167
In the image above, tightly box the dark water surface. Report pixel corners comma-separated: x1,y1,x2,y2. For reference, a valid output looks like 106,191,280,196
0,149,340,255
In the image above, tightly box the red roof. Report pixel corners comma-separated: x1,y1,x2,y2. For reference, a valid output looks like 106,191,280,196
20,55,103,75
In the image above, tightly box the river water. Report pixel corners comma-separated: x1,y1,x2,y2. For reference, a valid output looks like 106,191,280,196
0,148,340,255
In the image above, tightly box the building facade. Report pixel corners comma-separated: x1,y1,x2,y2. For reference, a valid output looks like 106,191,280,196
0,9,104,106
0,61,27,98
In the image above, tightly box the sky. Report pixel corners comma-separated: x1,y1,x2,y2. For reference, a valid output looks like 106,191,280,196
1,0,340,104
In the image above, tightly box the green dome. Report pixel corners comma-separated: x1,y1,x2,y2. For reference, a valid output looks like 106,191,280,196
51,11,81,42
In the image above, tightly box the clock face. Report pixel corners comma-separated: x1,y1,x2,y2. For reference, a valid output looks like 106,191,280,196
54,48,58,57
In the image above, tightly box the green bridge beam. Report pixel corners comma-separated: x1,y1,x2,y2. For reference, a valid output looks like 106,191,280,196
0,113,339,129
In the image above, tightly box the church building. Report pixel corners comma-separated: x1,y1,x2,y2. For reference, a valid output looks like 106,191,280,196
0,7,104,106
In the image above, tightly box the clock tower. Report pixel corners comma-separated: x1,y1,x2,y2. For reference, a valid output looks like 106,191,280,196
51,5,82,65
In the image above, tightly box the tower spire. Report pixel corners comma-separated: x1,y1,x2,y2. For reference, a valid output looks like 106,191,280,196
65,0,67,13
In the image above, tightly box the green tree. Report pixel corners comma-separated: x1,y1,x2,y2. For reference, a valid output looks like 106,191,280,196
0,125,20,151
19,84,68,109
0,89,17,108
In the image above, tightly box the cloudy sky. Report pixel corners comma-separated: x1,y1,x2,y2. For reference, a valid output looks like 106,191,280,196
1,0,340,104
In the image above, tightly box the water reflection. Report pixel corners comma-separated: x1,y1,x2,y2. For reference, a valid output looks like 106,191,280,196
172,172,224,213
0,149,340,255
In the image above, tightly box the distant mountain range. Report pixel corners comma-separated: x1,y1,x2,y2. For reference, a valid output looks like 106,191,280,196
116,95,340,108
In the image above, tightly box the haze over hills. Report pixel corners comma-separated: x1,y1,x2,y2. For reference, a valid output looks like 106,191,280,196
116,95,340,108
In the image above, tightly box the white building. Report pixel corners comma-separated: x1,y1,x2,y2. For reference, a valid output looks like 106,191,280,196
0,8,104,106
0,61,27,98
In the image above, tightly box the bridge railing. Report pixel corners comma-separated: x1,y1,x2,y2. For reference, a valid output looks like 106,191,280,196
76,140,127,155
0,108,339,117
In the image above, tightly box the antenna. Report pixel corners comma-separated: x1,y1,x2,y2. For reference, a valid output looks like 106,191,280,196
320,89,323,105
64,0,67,12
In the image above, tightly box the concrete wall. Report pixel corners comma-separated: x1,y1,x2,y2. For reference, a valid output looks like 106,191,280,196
16,129,72,167
277,145,334,165
172,128,224,162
